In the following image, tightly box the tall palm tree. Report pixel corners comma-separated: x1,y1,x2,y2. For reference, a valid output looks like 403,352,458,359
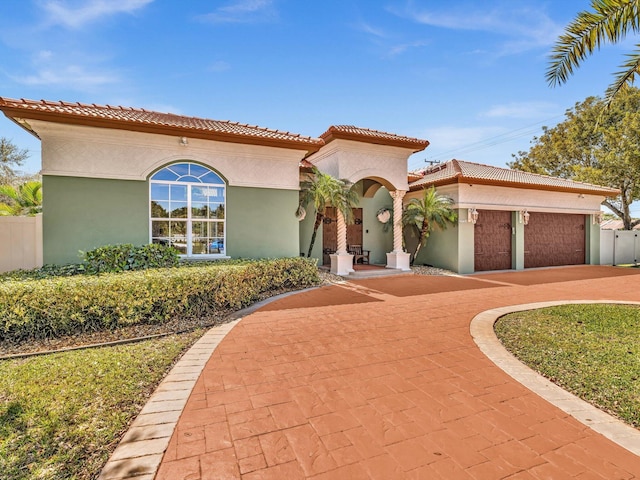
402,186,457,265
547,0,640,104
298,168,359,258
0,181,42,216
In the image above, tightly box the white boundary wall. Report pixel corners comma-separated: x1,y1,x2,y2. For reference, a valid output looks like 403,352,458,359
600,229,640,265
0,214,43,272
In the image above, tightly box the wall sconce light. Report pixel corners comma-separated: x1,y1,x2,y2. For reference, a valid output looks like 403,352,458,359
519,210,530,225
468,208,479,224
179,136,188,146
593,212,603,225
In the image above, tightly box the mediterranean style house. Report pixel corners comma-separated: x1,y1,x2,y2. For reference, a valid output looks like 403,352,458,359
0,97,618,274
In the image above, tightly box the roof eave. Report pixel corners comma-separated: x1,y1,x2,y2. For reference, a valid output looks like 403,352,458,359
409,175,620,196
321,130,430,153
0,106,324,154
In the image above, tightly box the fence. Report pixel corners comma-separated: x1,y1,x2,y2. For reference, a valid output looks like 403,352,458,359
0,214,43,273
600,229,640,265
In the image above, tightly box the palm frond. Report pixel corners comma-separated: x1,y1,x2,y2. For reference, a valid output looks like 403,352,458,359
604,45,640,105
547,0,640,87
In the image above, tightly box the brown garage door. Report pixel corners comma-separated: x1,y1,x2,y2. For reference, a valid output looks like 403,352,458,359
525,213,585,268
474,210,512,271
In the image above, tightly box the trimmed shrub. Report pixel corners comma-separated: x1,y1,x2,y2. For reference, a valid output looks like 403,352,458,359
83,243,180,273
0,257,319,343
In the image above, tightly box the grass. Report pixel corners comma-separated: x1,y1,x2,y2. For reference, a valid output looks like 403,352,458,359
0,330,203,480
495,304,640,427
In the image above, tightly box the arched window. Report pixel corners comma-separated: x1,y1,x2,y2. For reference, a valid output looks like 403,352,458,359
150,162,226,256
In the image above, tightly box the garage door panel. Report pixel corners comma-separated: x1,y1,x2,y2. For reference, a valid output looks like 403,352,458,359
524,213,585,268
474,210,512,271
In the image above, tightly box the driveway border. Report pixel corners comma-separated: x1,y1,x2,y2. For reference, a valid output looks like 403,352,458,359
97,288,315,480
470,300,640,456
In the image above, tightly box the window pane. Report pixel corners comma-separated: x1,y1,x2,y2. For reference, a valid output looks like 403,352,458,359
152,220,169,237
151,201,169,218
151,184,170,200
151,169,178,181
170,221,187,254
189,164,208,178
206,187,224,202
170,202,188,218
191,186,208,202
192,203,208,219
209,238,224,254
170,185,187,201
201,171,224,184
211,204,225,219
170,163,189,177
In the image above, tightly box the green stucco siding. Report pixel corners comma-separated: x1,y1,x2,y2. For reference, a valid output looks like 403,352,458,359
226,186,299,258
43,175,148,265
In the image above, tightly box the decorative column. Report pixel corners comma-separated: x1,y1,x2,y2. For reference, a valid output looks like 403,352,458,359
330,209,354,275
386,189,411,271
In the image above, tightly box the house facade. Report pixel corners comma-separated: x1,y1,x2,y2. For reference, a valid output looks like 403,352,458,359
0,97,618,274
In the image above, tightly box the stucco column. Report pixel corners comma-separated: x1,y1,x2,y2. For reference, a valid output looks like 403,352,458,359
391,189,406,253
336,209,348,254
386,189,411,271
330,209,354,275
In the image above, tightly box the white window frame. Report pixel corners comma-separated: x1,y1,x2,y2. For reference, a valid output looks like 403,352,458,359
149,163,227,258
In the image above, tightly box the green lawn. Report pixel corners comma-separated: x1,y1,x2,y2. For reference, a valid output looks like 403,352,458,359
495,304,640,427
0,331,203,480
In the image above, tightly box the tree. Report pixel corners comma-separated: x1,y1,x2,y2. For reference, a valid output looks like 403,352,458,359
0,181,42,216
509,88,640,229
547,0,640,105
298,168,359,258
402,186,457,264
0,137,29,184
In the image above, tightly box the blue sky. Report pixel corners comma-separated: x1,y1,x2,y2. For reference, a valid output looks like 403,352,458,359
0,1,628,186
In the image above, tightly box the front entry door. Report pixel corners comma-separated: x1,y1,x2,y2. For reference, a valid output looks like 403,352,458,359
322,208,363,265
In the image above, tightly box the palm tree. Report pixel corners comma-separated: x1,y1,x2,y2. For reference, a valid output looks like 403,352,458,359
298,168,359,258
0,181,42,216
547,0,640,105
402,186,457,265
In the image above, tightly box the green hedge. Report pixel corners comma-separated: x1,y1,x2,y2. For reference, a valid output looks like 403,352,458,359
0,258,319,343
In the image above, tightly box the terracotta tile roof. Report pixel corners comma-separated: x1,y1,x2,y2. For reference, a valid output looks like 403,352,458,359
410,159,620,196
600,219,640,230
320,125,429,152
0,97,324,152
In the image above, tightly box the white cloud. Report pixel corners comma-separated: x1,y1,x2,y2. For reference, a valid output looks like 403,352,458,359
12,64,119,89
39,0,154,28
482,101,561,120
424,125,507,152
387,40,429,57
208,61,231,72
199,0,276,24
352,20,388,39
391,2,562,55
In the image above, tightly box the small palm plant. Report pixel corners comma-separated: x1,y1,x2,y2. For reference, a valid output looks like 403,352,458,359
402,186,457,264
0,181,43,216
298,168,359,258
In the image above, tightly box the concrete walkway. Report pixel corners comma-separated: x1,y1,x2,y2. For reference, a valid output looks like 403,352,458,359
103,266,640,479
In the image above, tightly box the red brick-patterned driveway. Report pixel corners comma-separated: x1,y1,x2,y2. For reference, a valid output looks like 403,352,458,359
156,266,640,479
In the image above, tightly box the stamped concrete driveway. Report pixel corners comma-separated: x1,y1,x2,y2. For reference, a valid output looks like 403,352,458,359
153,266,640,479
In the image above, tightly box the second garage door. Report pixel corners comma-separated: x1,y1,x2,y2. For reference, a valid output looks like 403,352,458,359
524,213,585,268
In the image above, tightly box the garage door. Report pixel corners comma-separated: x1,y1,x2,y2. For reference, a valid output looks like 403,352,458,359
474,210,512,271
524,213,585,268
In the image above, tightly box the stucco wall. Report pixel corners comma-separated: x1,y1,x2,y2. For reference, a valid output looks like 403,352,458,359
226,186,299,259
307,139,412,191
360,187,393,265
43,175,149,265
32,120,305,190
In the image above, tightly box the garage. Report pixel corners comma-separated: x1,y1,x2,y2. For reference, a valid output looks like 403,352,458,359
474,210,512,271
524,213,585,268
